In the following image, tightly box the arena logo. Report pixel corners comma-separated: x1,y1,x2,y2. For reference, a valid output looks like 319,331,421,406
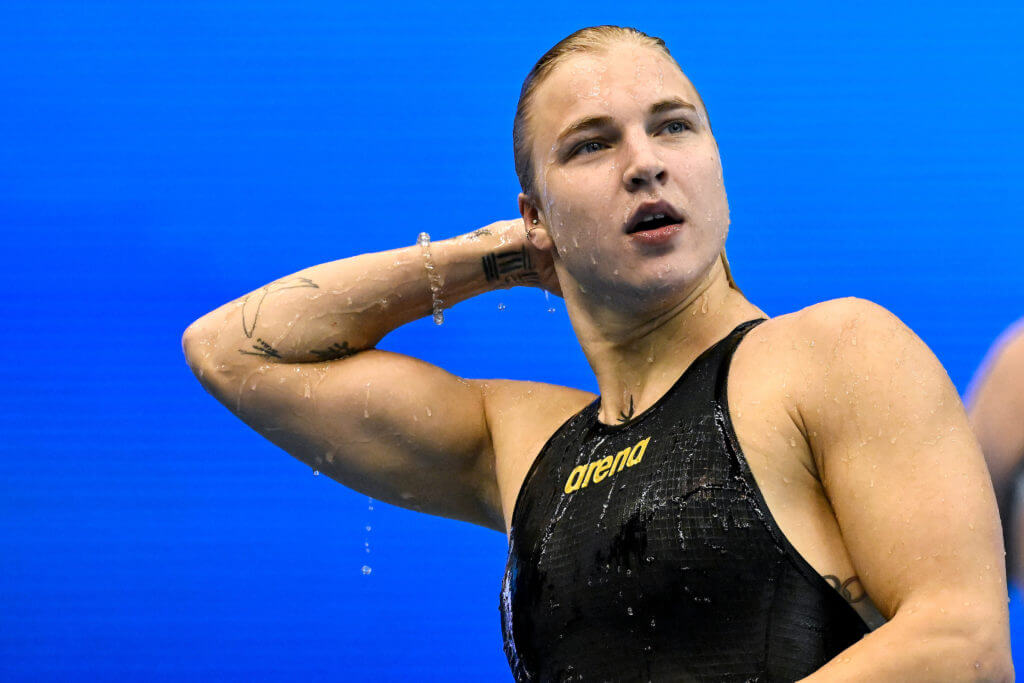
563,437,651,494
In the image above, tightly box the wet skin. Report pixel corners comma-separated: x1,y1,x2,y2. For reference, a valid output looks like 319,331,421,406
184,40,1012,680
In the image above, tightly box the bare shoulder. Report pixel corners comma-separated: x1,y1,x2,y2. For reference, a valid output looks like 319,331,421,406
471,379,596,532
758,296,909,347
732,297,915,380
747,297,924,376
735,297,950,459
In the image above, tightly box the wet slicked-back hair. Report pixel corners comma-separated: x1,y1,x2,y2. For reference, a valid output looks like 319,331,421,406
512,25,709,197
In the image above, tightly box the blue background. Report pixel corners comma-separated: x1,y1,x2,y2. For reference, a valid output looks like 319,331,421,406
3,1,1023,680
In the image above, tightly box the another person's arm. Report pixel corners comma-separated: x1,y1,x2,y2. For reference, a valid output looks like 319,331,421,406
181,220,559,532
966,322,1024,574
793,299,1012,682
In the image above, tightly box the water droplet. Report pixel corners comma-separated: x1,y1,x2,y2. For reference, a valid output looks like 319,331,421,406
497,302,506,311
312,469,320,476
361,565,372,575
626,606,633,616
365,525,372,532
547,307,556,313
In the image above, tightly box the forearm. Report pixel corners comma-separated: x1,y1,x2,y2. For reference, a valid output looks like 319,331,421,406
183,225,533,364
799,605,1012,682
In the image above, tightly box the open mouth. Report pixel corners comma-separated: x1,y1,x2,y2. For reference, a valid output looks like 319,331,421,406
626,213,683,234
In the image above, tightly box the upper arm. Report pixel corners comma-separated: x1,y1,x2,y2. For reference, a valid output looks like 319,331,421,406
795,300,1007,627
185,337,505,531
966,320,1024,495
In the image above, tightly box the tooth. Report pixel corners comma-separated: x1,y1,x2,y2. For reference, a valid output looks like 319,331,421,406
654,214,665,219
642,215,654,222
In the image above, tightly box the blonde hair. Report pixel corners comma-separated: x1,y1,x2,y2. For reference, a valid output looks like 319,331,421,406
512,26,739,293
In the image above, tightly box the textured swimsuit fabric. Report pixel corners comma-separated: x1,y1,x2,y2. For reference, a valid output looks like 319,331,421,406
500,319,868,682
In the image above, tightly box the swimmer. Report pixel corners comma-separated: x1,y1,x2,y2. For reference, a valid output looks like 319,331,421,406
182,26,1012,681
967,317,1024,583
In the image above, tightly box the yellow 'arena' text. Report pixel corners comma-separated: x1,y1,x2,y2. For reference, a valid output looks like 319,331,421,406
564,437,651,494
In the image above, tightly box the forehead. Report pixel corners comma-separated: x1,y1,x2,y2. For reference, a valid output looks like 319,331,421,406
530,42,699,143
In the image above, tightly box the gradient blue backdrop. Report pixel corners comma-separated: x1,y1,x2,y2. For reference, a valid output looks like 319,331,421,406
3,1,1023,680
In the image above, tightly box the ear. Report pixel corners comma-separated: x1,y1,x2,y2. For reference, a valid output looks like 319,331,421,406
518,192,555,252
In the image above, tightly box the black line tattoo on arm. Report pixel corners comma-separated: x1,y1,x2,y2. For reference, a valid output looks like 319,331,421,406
617,395,636,423
822,574,867,603
309,341,359,361
241,277,319,338
239,337,282,359
481,247,540,286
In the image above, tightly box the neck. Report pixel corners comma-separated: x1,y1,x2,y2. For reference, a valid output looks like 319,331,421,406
563,260,766,425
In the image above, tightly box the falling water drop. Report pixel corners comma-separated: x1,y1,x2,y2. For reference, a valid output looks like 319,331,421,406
497,302,507,311
548,307,556,314
362,565,372,575
312,469,320,476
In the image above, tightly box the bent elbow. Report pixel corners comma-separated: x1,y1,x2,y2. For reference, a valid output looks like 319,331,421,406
970,635,1014,682
181,321,222,389
954,612,1013,682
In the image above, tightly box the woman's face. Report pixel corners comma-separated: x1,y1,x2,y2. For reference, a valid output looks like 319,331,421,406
526,42,730,307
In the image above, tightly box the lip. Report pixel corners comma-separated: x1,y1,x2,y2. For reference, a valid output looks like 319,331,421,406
628,223,683,246
624,200,685,234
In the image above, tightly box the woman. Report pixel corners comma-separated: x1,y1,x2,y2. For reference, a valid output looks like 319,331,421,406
183,26,1011,681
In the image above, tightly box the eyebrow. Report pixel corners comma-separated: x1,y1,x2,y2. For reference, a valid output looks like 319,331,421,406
554,97,698,147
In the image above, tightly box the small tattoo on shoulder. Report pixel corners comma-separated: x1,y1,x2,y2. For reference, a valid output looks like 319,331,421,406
239,337,282,359
617,395,636,423
823,574,867,603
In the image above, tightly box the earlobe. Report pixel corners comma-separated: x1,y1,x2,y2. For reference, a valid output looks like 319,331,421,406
529,225,554,252
518,192,555,252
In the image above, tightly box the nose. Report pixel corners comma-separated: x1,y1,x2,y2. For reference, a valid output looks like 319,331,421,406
621,132,667,191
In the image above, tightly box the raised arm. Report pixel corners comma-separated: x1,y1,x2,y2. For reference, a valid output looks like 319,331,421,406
181,220,559,532
794,299,1012,682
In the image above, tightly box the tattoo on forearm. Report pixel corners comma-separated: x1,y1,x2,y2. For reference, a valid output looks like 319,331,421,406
241,277,319,338
310,341,359,361
617,395,636,423
468,228,493,239
482,247,532,282
503,271,542,285
239,337,282,359
823,574,867,603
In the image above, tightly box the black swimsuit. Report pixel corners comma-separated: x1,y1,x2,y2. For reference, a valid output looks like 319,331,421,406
500,319,868,682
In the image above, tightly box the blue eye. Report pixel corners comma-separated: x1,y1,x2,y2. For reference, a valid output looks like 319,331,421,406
662,120,692,134
573,140,606,156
